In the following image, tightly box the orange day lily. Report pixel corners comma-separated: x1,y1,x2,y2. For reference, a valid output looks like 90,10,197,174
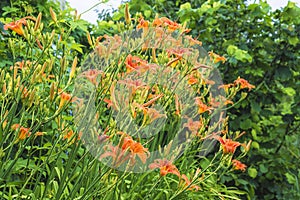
216,136,241,154
121,136,150,164
232,159,247,172
180,169,201,191
195,97,212,114
58,91,72,110
11,124,31,140
153,17,182,32
218,83,234,93
185,35,202,46
234,77,255,91
100,144,131,167
125,54,149,73
137,16,149,30
4,16,35,36
183,118,202,135
80,69,104,86
208,51,226,64
188,75,198,85
63,129,74,140
149,159,181,177
4,18,27,35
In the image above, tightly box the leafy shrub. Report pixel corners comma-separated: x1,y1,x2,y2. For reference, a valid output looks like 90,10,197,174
0,1,256,199
104,0,300,199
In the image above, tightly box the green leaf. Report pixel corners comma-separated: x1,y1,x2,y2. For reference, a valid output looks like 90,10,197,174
248,168,258,178
70,43,84,54
252,141,260,149
227,45,252,62
240,119,252,129
144,10,151,18
283,87,296,96
227,45,237,55
285,173,296,184
288,36,299,46
259,164,268,173
179,2,191,10
251,129,258,140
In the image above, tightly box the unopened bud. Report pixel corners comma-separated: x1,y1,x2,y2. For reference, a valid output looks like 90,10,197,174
40,61,47,75
87,31,93,47
60,56,67,74
50,7,57,23
2,82,6,95
152,48,157,63
29,89,35,106
125,3,131,25
50,82,55,101
13,66,18,80
69,56,77,80
48,58,54,73
34,13,42,31
36,39,43,50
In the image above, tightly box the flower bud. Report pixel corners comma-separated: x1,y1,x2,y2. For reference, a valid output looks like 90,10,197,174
2,82,6,95
125,3,131,25
50,7,57,23
48,58,54,73
49,82,55,101
86,31,93,47
34,13,42,31
69,56,77,81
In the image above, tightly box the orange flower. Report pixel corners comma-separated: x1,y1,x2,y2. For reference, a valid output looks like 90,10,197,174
185,35,202,46
217,136,241,154
208,51,226,64
19,127,31,140
181,172,201,191
234,77,255,91
144,107,166,124
209,96,233,108
232,159,247,171
166,47,191,59
35,132,44,136
80,69,104,86
188,75,198,85
149,159,180,177
103,98,117,110
100,144,131,167
4,18,27,35
125,54,149,73
12,124,31,140
160,17,181,31
183,118,202,135
63,129,74,140
195,97,212,114
97,134,110,144
152,17,164,27
137,16,149,29
60,92,72,101
58,91,72,110
121,136,149,164
218,83,234,93
118,78,147,95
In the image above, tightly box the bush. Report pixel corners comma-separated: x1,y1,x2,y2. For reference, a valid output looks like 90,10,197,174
104,0,300,199
0,1,254,199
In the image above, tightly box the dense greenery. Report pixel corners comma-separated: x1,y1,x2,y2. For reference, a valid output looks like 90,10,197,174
103,0,300,199
0,0,255,199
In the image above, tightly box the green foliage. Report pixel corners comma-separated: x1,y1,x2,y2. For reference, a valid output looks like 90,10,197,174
0,1,252,199
106,0,300,199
